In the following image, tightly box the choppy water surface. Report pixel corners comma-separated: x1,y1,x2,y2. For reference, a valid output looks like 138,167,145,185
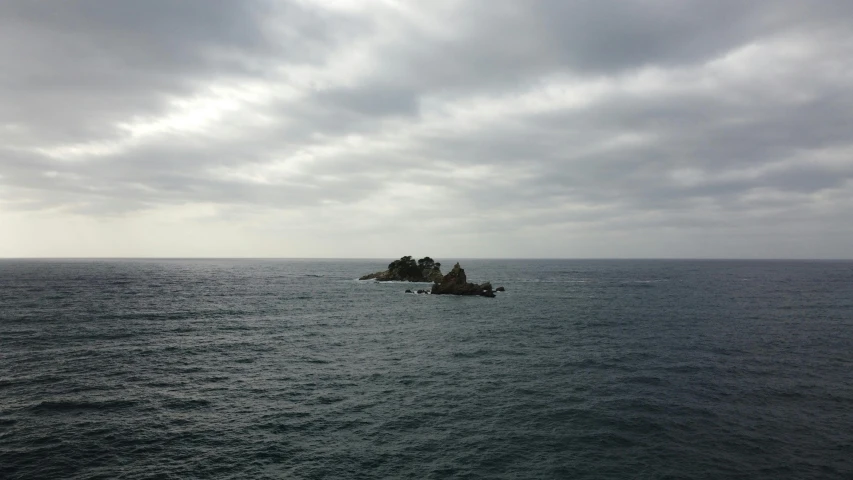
1,259,852,479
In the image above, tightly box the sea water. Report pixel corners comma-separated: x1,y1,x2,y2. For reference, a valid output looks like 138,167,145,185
1,259,851,479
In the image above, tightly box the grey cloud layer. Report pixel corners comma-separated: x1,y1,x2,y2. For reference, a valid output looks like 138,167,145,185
1,0,851,256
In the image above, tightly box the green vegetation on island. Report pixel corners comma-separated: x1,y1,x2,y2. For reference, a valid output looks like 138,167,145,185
358,256,443,282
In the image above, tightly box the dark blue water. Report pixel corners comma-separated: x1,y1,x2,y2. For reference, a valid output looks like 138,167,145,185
1,259,852,479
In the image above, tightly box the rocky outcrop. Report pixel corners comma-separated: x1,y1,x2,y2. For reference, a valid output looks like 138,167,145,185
431,263,495,297
359,256,443,282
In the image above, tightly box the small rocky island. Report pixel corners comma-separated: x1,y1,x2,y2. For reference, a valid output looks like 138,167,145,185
359,256,443,282
360,256,502,298
431,262,496,298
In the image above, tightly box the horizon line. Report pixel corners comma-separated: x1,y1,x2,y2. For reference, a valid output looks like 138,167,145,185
1,257,852,261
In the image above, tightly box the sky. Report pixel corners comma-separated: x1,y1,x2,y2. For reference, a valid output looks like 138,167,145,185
1,0,852,258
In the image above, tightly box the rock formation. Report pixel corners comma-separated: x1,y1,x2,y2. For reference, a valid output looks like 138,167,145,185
359,256,443,282
431,263,495,297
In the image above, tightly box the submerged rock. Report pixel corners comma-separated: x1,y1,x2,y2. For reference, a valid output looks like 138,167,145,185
431,263,495,298
359,256,443,282
495,286,506,292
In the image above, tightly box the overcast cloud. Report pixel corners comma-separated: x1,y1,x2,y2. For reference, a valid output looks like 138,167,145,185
1,0,852,258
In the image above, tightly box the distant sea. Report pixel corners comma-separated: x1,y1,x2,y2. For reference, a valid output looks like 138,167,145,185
1,259,852,479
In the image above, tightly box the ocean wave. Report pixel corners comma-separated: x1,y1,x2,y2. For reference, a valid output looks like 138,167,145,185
29,399,138,412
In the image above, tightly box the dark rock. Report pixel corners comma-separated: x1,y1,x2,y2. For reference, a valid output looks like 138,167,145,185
495,286,505,292
431,263,495,298
359,256,444,282
405,289,413,293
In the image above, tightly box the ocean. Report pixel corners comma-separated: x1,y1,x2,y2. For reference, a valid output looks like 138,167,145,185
1,259,851,479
